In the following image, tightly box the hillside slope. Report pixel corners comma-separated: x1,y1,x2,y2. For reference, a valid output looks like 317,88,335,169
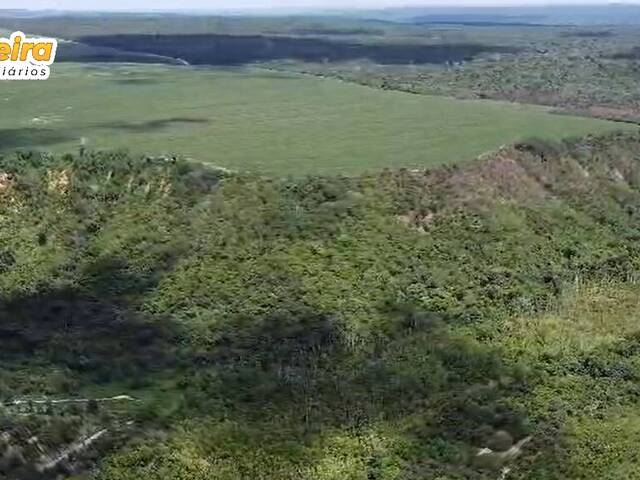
2,132,640,478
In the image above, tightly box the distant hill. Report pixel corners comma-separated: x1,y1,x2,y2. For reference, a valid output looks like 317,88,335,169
360,4,640,26
3,4,640,26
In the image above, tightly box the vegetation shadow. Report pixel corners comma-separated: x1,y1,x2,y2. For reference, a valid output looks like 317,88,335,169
79,34,520,66
0,257,184,387
0,128,75,151
176,300,533,477
98,117,210,134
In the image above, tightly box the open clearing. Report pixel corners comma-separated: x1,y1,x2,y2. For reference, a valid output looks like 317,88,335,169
1,63,632,175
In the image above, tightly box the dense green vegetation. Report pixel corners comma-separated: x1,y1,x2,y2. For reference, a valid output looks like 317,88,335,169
2,132,640,478
4,10,640,126
0,63,628,176
285,25,640,123
4,10,640,125
76,33,516,66
1,8,640,479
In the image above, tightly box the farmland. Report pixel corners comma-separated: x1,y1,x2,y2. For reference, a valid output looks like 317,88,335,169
1,63,629,175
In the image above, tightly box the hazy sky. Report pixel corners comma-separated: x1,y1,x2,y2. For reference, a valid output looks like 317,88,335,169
20,0,636,12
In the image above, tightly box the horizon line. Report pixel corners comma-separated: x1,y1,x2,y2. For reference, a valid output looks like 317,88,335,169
2,1,640,14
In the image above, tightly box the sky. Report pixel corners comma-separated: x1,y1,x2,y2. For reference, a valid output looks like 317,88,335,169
16,0,638,12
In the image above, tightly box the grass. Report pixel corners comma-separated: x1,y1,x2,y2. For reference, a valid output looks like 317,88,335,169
0,63,632,175
500,282,640,358
493,281,640,479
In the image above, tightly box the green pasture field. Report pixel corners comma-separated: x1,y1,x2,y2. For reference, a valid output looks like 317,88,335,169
0,63,632,175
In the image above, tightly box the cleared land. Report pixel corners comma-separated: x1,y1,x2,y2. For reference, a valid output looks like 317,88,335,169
0,63,632,175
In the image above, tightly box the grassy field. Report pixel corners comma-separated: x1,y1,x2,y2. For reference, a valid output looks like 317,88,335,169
1,63,632,175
